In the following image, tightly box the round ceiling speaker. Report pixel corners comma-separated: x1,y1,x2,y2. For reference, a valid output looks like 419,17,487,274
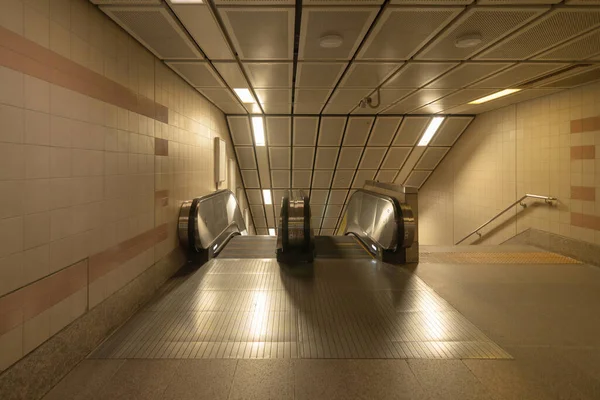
454,33,483,48
319,34,344,49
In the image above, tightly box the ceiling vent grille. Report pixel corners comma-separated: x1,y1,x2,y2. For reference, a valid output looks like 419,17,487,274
101,6,202,60
477,9,600,60
519,64,594,87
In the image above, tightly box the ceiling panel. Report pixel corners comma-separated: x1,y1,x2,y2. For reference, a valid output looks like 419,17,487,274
293,147,316,169
220,8,294,60
271,170,291,188
395,146,426,184
376,170,397,182
167,62,224,87
241,170,260,188
245,63,292,87
170,3,234,60
470,63,568,88
476,9,600,60
337,147,364,169
352,89,414,114
318,117,346,146
322,218,338,229
295,89,332,104
416,7,547,60
412,89,496,112
342,117,374,146
213,62,248,88
293,170,313,188
269,147,291,169
266,117,291,146
294,103,325,114
101,6,203,60
324,204,343,219
246,189,262,204
322,103,357,115
312,204,326,219
393,117,430,146
310,190,329,204
315,147,340,169
199,88,238,104
404,170,432,188
250,205,265,220
312,170,334,188
352,170,377,188
328,88,374,107
358,7,462,60
299,7,378,60
415,147,449,169
368,117,402,146
228,116,252,145
384,62,458,88
293,117,319,145
380,147,411,169
296,63,347,87
382,89,454,114
339,63,402,88
359,147,387,169
235,147,257,169
326,190,346,205
426,62,513,88
534,28,600,60
273,189,287,205
216,102,247,114
431,116,473,146
388,0,473,3
263,104,291,114
332,170,355,188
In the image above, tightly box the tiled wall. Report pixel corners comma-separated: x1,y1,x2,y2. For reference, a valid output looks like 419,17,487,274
0,0,250,371
420,81,600,247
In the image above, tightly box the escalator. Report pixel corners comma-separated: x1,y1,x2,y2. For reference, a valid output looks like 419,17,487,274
178,185,417,265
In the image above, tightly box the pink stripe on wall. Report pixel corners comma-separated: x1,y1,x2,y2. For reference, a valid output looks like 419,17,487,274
0,260,87,336
89,224,169,282
0,26,168,123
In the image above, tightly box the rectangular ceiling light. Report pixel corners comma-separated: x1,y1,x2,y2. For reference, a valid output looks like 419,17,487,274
268,228,276,236
417,117,445,147
262,189,272,205
468,89,521,105
252,116,265,146
234,88,256,103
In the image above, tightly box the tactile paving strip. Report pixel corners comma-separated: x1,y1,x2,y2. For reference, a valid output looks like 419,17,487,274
91,258,510,360
420,252,580,264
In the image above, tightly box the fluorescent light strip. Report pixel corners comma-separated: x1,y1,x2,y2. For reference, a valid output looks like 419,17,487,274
234,88,256,103
262,189,272,205
252,116,265,146
268,228,276,236
468,89,521,105
417,116,445,147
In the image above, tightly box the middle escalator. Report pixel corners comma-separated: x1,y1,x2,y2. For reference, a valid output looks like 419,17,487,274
276,190,315,263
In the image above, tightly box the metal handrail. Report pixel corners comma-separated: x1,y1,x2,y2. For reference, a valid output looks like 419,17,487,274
455,194,557,245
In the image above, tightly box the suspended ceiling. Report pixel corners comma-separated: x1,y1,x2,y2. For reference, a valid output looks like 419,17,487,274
93,0,600,234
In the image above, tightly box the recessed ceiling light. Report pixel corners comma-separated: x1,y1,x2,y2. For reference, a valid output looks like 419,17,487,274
455,33,483,48
417,117,445,147
252,116,265,146
262,189,272,205
268,228,276,236
468,89,521,105
233,88,256,103
319,34,343,49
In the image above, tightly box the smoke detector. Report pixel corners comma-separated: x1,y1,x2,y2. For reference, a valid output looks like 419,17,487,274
455,33,483,48
319,34,343,49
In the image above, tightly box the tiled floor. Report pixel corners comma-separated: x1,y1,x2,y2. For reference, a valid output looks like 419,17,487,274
42,244,600,399
90,258,508,360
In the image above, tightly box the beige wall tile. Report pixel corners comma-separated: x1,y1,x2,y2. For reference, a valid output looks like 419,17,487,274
0,66,24,108
24,76,50,113
23,212,50,250
0,325,23,371
25,145,50,179
50,147,72,177
22,179,50,214
0,143,25,180
0,104,25,143
0,180,24,220
24,4,50,48
0,216,23,258
22,308,51,355
0,252,24,297
24,110,50,145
